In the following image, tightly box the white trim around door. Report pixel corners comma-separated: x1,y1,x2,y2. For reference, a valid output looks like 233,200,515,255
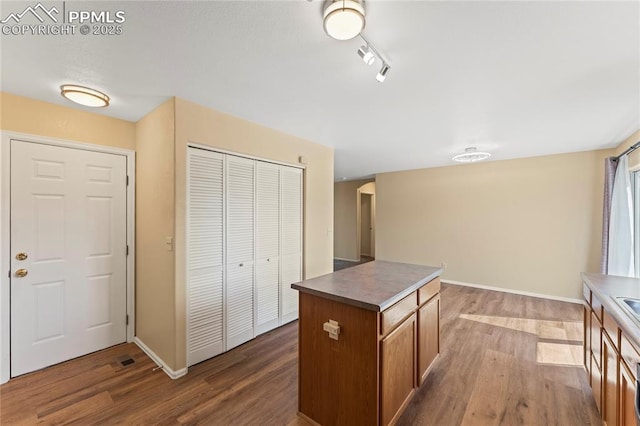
0,131,136,384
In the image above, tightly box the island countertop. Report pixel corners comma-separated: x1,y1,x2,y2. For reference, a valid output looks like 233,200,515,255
291,260,442,312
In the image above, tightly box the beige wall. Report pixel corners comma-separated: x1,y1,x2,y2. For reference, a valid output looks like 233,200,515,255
376,150,611,300
0,92,135,150
173,97,334,369
134,99,177,368
334,179,373,260
615,129,640,170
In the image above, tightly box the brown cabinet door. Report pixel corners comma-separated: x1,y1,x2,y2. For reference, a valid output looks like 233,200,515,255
583,303,591,381
620,361,637,426
417,294,439,385
591,310,602,370
591,354,602,415
381,313,416,426
602,331,618,426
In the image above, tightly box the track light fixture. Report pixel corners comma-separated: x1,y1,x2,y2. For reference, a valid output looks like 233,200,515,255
357,45,375,65
357,34,391,82
376,63,390,82
319,2,393,83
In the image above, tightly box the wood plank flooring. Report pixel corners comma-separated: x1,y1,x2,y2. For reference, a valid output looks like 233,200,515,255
0,284,601,425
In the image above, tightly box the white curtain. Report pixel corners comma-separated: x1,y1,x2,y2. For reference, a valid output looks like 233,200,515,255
608,155,635,276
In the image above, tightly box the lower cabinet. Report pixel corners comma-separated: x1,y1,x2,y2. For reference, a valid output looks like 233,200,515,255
602,331,618,426
583,303,591,382
591,354,602,415
620,361,637,426
381,314,417,426
583,282,640,426
418,294,440,385
298,276,441,426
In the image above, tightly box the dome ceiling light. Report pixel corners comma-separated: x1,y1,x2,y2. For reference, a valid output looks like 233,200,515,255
323,0,365,41
60,84,110,107
452,147,492,163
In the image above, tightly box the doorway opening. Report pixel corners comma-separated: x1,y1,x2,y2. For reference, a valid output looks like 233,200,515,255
357,182,375,262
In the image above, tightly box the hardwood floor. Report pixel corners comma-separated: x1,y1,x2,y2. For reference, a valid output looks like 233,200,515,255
398,284,601,426
0,284,601,425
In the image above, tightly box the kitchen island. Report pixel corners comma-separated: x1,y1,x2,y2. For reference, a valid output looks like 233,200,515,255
291,260,443,426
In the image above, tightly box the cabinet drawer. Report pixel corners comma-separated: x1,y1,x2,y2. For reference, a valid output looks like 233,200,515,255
418,277,440,306
381,292,417,336
602,310,619,348
592,294,603,323
583,283,591,306
621,333,640,380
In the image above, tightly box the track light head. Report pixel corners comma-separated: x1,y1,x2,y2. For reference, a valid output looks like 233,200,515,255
357,45,375,65
376,63,390,82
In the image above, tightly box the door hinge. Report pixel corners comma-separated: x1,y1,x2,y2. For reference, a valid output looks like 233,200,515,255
126,314,129,325
126,175,129,186
126,245,129,256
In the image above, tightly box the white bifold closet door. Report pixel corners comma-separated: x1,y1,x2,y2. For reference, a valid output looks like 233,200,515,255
225,155,256,350
187,149,225,366
280,167,302,324
255,162,280,335
187,147,303,366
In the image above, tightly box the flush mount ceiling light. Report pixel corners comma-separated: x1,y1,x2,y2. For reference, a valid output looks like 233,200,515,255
323,0,365,41
60,84,110,107
452,147,491,163
357,45,375,65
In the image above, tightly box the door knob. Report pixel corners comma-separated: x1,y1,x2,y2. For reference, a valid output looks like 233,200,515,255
15,269,28,278
15,252,28,261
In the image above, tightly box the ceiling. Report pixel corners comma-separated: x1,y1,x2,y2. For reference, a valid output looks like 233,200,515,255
1,1,638,180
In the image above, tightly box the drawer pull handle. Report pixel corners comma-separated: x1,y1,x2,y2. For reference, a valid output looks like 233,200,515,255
323,320,340,340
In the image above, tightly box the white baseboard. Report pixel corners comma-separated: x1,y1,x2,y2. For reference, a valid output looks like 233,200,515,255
441,279,582,304
334,257,360,262
134,337,187,380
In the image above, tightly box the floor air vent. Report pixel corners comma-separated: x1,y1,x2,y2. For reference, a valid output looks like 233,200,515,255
117,356,135,367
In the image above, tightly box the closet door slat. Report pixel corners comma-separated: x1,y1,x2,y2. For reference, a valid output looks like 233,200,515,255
256,162,280,335
225,155,255,350
187,149,225,366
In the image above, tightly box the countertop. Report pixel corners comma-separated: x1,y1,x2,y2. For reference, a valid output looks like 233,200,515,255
291,260,442,312
581,272,640,348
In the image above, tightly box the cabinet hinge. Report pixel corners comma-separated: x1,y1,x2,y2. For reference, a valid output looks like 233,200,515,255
126,245,129,256
126,175,129,186
126,314,129,325
7,270,10,278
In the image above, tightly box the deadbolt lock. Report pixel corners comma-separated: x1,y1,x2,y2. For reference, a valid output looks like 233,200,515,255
15,252,28,261
15,269,28,278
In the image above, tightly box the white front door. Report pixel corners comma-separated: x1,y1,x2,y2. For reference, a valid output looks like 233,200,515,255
10,140,127,377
